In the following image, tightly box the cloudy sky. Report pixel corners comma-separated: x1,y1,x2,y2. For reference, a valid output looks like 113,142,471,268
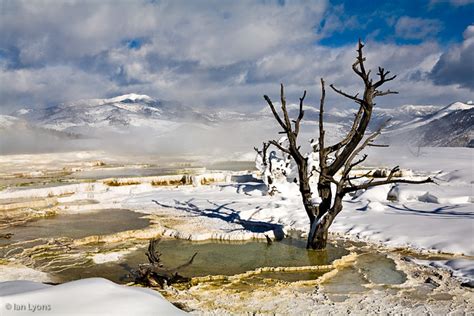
0,0,473,113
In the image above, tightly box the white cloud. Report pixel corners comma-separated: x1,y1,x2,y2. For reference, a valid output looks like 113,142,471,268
463,25,474,39
0,0,470,113
0,65,117,107
429,24,474,90
395,17,442,40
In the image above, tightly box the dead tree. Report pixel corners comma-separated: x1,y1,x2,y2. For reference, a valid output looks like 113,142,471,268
134,238,197,287
254,141,292,195
254,142,273,190
263,40,433,250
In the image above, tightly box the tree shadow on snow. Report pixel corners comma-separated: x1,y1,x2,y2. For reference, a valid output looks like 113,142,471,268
386,204,474,219
151,198,285,240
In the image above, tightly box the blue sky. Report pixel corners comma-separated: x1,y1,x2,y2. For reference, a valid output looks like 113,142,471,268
321,0,473,45
0,0,472,112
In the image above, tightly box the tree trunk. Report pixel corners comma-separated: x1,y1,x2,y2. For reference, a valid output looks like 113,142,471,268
297,160,318,223
306,179,332,249
307,196,343,250
307,217,328,249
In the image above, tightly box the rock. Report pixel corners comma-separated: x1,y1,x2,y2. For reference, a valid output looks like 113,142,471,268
424,277,439,287
460,280,474,288
387,185,400,201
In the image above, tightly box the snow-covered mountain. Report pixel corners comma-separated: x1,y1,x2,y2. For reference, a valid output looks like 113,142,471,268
278,101,472,147
380,102,474,147
12,93,215,135
6,94,473,148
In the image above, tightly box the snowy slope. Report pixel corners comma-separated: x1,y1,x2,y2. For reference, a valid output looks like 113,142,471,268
8,95,473,148
260,101,472,147
386,102,473,131
381,102,474,147
13,93,214,136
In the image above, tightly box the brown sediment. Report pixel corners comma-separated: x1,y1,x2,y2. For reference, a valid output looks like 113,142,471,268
151,176,189,186
103,179,142,186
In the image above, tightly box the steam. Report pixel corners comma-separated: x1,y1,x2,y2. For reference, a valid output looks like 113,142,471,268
0,111,439,158
0,118,282,158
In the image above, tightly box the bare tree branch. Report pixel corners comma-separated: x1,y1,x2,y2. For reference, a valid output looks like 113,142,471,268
367,143,389,147
318,78,327,168
264,95,288,132
346,170,372,181
351,39,369,84
373,67,397,89
254,142,270,168
329,84,364,104
280,83,293,133
262,40,432,250
343,176,433,194
341,120,390,178
326,105,364,154
294,90,307,136
269,140,291,154
374,89,398,97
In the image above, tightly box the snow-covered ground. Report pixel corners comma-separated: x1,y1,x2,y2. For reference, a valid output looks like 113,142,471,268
121,147,473,280
0,278,186,315
0,146,472,314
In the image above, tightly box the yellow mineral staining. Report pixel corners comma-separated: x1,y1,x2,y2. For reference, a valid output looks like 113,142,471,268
103,179,142,186
200,177,216,185
315,252,358,284
189,252,358,286
151,176,188,186
73,223,163,246
0,197,58,211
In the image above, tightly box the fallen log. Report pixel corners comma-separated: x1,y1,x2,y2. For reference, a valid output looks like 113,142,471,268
134,238,197,288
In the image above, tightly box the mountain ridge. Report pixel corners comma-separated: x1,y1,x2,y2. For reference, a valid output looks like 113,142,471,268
7,94,473,148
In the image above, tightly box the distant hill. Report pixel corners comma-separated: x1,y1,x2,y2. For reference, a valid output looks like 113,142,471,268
7,94,473,149
380,102,474,147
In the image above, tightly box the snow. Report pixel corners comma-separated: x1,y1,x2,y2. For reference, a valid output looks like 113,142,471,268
398,104,440,116
0,147,470,259
0,278,186,315
0,266,51,283
117,147,472,280
105,93,153,104
384,101,471,136
446,101,473,111
129,171,472,256
412,259,474,284
375,104,440,118
91,251,130,264
0,146,472,302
